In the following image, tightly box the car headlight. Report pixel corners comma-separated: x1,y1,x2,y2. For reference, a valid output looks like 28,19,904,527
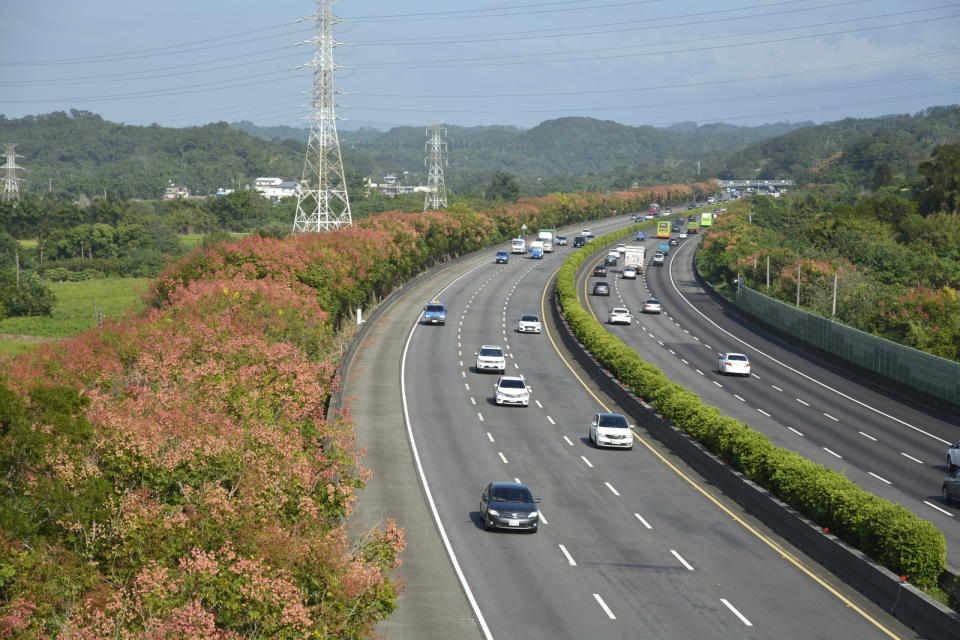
487,508,500,516
527,511,539,518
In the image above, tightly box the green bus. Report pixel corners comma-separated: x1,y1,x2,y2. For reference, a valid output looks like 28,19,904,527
687,219,699,234
700,212,713,228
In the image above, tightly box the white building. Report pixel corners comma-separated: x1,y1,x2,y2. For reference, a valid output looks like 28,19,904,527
366,174,436,196
251,177,300,203
162,181,190,199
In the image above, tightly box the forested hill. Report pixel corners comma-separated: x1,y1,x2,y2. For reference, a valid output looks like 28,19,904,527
716,105,960,186
233,116,808,186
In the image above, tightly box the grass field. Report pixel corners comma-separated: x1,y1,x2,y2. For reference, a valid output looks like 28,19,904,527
0,278,150,356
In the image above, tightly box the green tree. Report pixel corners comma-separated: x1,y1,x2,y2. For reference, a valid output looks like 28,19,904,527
914,144,960,215
485,171,520,202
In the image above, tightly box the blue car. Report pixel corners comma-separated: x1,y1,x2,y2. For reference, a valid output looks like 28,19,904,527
636,232,645,241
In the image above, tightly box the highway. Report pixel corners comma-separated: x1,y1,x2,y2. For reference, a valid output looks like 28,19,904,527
582,213,960,568
345,211,921,639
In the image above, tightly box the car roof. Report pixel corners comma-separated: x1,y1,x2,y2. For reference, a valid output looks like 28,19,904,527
722,352,748,358
480,344,503,350
490,481,528,491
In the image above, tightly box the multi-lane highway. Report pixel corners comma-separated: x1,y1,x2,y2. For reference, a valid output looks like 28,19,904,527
344,211,922,639
582,216,960,567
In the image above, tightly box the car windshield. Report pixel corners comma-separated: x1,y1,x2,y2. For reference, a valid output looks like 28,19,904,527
479,348,503,357
499,378,526,389
726,354,748,361
596,281,608,287
612,308,629,314
646,299,659,305
520,315,539,322
426,305,444,313
598,414,629,428
491,487,534,503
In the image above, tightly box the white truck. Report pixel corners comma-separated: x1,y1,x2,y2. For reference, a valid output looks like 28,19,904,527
537,229,555,253
511,237,527,254
623,245,646,274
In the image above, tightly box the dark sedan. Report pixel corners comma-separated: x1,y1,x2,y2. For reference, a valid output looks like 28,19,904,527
592,265,607,277
944,471,960,504
480,482,541,532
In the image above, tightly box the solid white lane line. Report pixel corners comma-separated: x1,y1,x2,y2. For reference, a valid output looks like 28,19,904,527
788,427,804,436
487,432,494,442
823,413,839,422
593,594,617,620
670,549,694,571
900,452,924,464
634,513,653,529
796,398,810,406
581,456,594,468
923,500,954,516
563,435,574,446
869,471,893,485
858,431,877,441
558,544,577,566
733,394,745,402
498,451,509,464
535,400,543,408
771,385,783,392
547,416,556,425
822,447,842,459
605,482,620,496
757,408,771,417
721,599,753,626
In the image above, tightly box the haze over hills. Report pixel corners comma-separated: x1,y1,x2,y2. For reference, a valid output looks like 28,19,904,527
0,106,956,199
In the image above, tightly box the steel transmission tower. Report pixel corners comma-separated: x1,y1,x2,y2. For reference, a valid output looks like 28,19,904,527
2,143,24,203
423,122,448,211
292,0,351,234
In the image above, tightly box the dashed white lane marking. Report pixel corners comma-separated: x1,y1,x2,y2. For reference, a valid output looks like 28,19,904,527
668,349,676,355
605,482,620,496
486,432,494,442
670,549,694,571
924,500,954,516
869,471,892,485
461,371,466,378
823,413,839,422
771,385,783,392
721,599,752,626
535,400,543,408
538,509,549,525
464,383,470,391
547,416,556,425
900,452,924,464
634,513,653,529
695,369,704,375
788,427,804,436
713,381,723,387
757,409,771,417
680,358,689,364
822,447,842,459
593,594,617,620
581,456,594,468
733,394,745,402
514,363,520,369
751,373,760,379
477,412,484,422
497,451,509,464
562,435,574,446
858,431,877,441
796,398,810,406
470,397,476,405
648,333,655,339
558,544,577,566
657,341,665,346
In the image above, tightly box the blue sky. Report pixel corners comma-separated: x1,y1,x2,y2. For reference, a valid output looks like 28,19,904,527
2,0,958,130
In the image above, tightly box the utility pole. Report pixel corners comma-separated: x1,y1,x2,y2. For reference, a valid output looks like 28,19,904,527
2,143,24,203
831,273,838,318
796,264,802,307
292,0,352,233
423,121,448,211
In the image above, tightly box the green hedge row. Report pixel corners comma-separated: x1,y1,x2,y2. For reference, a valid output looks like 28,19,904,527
556,226,947,590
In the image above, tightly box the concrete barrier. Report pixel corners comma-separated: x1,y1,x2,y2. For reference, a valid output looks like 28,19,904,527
549,282,960,640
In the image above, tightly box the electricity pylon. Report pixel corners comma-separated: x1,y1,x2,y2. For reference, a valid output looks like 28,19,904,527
2,143,24,203
423,122,448,211
292,0,351,233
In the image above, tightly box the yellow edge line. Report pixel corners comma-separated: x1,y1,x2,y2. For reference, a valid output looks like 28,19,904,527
540,259,901,640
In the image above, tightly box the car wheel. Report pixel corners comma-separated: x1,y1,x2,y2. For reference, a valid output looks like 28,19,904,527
588,429,594,444
943,486,952,504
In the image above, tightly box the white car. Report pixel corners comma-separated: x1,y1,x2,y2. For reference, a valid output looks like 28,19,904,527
651,253,665,266
948,441,960,472
581,228,592,236
717,352,751,376
621,267,637,279
642,299,662,314
518,314,542,333
589,412,634,449
608,307,632,325
678,232,688,239
494,376,529,407
475,345,506,373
